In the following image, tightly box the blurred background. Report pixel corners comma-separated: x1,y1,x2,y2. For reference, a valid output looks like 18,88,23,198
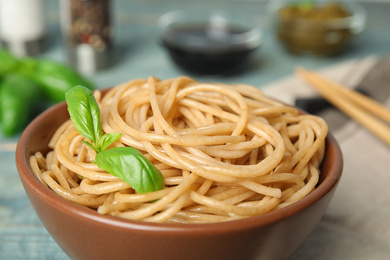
1,0,389,89
1,1,390,259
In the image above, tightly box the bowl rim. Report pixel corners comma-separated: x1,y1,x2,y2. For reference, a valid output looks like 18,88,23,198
15,90,343,236
157,8,263,51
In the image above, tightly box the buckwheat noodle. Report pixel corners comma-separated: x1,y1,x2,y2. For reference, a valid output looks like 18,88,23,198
29,76,328,223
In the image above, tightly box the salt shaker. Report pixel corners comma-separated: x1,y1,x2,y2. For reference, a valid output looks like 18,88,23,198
60,0,112,75
0,0,45,57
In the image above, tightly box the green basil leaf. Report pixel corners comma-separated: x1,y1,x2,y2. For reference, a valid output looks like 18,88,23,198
82,140,99,153
97,133,122,152
65,85,102,144
95,147,165,194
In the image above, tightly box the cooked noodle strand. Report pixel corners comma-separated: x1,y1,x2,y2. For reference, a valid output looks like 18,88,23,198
29,77,327,223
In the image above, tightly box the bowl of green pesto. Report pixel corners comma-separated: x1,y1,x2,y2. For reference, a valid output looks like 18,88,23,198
269,0,366,56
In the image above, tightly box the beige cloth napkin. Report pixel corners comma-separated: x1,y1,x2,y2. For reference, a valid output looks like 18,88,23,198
262,56,390,260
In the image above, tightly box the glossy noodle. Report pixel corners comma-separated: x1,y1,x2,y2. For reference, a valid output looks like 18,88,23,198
29,76,328,223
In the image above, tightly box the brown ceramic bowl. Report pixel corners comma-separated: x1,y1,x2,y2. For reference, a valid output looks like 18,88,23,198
15,89,343,260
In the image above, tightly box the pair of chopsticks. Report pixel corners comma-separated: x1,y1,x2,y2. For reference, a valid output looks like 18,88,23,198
296,67,390,147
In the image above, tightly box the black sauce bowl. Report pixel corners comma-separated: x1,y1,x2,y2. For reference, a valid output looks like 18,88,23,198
158,9,263,76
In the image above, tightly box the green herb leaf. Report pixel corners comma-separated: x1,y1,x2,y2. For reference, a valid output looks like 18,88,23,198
65,86,165,194
82,140,99,153
97,133,122,152
297,0,313,11
96,147,165,193
65,85,102,144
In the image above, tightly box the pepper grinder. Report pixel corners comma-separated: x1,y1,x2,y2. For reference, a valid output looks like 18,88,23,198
0,0,45,57
60,0,112,75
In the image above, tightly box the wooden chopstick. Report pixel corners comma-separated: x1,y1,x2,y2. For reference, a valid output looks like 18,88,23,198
296,67,390,146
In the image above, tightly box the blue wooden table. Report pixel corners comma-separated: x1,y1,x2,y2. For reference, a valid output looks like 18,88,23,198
1,1,390,259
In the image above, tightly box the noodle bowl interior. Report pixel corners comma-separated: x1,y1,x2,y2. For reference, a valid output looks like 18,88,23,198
29,77,328,223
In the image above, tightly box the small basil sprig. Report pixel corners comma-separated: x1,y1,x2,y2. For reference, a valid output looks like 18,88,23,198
65,86,165,194
65,85,121,153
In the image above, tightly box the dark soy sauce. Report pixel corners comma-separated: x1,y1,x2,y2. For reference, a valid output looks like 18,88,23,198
161,24,260,75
